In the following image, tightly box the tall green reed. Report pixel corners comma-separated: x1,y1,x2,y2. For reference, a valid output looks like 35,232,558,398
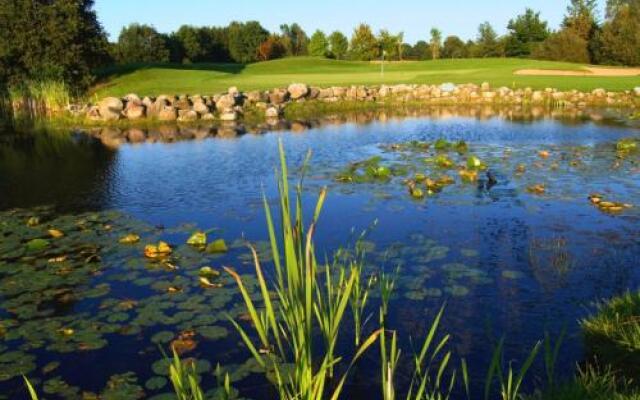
484,338,541,400
224,140,380,400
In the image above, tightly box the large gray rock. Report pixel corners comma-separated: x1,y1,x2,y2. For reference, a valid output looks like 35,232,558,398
287,83,309,100
98,97,123,121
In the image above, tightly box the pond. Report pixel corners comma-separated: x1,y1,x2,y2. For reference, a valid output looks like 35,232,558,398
1,109,639,399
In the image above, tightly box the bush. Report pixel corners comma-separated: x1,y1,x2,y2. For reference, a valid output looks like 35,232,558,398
594,5,640,66
533,30,591,63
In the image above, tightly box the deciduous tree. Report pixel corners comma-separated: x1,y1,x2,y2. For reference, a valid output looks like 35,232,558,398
309,30,329,57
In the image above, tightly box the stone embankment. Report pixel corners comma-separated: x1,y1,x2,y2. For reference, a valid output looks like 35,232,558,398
71,82,640,123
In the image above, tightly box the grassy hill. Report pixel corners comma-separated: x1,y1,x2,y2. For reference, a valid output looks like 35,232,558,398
92,57,640,97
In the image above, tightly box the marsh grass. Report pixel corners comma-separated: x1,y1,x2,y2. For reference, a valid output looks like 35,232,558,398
224,140,380,400
581,292,640,377
6,80,73,116
484,338,542,400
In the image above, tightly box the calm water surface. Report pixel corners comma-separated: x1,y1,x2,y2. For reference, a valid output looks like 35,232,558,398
1,112,639,399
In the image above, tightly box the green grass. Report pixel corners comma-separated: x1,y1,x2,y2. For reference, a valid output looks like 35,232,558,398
92,57,640,98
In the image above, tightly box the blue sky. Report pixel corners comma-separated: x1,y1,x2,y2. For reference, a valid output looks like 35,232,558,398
95,0,606,44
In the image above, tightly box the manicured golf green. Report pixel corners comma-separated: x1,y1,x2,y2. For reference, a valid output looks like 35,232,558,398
93,57,640,97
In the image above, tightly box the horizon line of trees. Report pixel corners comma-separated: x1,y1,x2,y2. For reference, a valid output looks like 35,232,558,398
1,0,639,93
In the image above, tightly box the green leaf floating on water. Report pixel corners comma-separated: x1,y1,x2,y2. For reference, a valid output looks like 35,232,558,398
187,231,207,246
206,239,228,253
145,376,168,390
25,238,49,252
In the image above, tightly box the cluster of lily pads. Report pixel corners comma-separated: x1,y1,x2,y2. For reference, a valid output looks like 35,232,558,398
335,139,494,200
331,137,639,215
0,207,261,398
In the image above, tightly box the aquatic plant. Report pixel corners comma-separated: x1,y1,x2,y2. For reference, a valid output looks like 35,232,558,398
380,305,467,400
484,338,542,400
168,348,206,400
225,141,380,400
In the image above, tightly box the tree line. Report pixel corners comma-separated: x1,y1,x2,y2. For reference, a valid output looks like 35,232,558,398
1,0,639,94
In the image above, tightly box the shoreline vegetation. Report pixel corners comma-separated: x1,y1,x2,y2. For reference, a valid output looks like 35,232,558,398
20,143,640,399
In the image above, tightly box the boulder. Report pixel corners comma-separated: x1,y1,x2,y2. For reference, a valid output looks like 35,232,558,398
193,101,210,115
287,83,309,100
216,94,237,111
86,105,102,121
220,111,238,121
634,87,640,97
317,88,334,99
439,83,456,93
308,87,320,100
123,93,141,105
331,87,346,98
157,106,178,121
592,88,606,97
269,89,289,105
177,110,198,122
98,97,123,121
531,91,545,102
245,90,265,103
265,107,281,118
124,103,146,120
228,86,239,96
481,82,491,91
201,112,216,121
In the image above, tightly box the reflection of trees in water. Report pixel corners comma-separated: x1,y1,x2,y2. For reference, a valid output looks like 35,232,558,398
529,237,575,292
0,126,116,210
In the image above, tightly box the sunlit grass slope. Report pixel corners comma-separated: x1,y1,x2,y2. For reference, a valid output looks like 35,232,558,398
93,57,640,97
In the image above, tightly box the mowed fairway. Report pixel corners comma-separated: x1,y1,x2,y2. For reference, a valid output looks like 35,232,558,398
93,57,640,97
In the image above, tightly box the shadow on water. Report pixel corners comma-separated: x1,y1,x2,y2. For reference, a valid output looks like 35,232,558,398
0,121,117,211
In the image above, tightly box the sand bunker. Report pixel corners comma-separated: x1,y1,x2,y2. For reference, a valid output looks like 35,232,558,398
514,67,640,77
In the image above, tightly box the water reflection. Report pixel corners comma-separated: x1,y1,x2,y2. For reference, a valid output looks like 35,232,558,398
75,105,639,148
0,127,116,211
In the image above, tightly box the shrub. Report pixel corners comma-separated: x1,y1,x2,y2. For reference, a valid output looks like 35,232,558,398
533,30,591,63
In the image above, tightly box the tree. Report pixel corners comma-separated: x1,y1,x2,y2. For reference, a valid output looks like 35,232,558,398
227,21,269,63
505,8,550,57
532,30,590,63
308,30,329,57
412,40,430,60
258,35,287,61
472,22,503,57
328,31,348,59
563,0,599,41
442,36,468,58
429,28,442,60
280,23,308,56
606,0,640,18
595,3,640,65
0,0,109,91
115,24,169,64
378,30,404,60
174,25,208,63
349,24,379,61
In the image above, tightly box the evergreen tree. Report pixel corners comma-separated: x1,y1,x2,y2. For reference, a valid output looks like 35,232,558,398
473,22,503,57
280,23,308,56
504,8,550,57
227,21,269,63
